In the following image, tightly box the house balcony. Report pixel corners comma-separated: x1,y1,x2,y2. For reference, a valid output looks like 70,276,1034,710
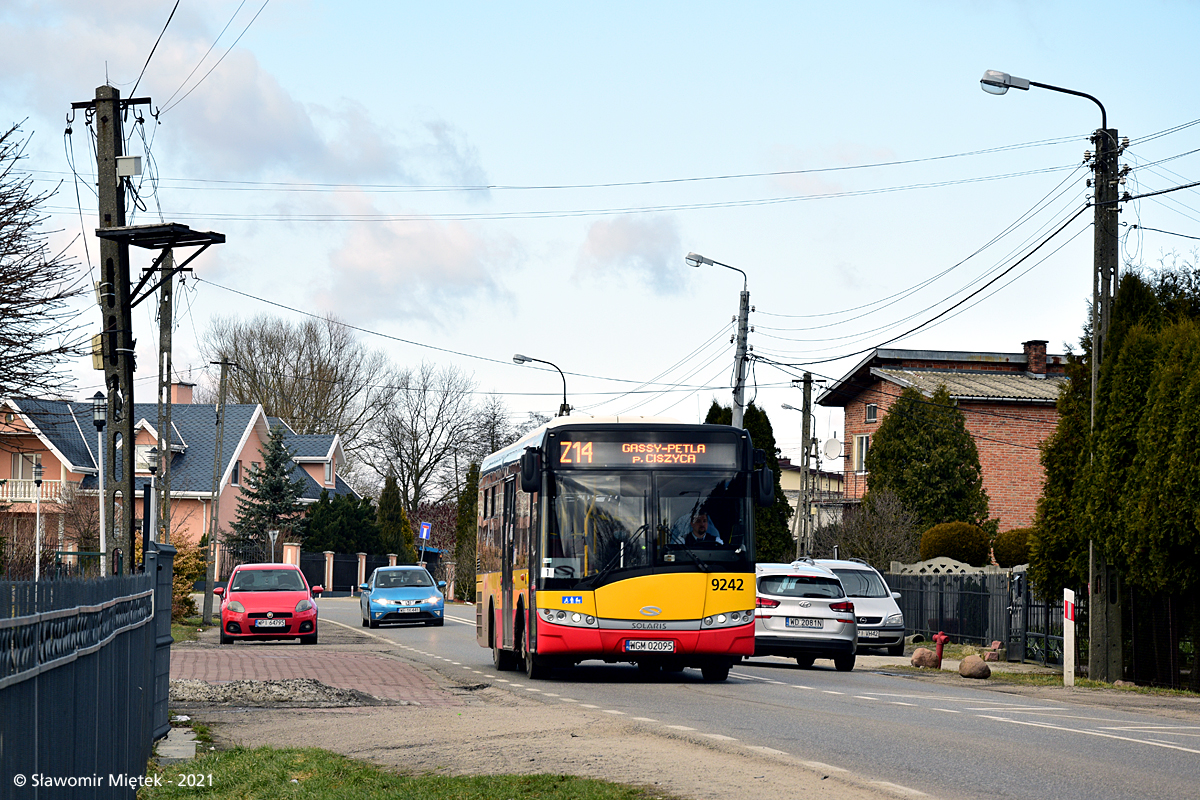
0,479,82,504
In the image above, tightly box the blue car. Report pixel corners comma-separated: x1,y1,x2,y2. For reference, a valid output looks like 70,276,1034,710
360,566,446,628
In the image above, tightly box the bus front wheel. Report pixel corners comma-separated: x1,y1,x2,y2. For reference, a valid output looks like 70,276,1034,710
700,661,731,682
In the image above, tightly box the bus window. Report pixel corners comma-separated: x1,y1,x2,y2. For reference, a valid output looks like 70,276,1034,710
658,472,749,552
549,472,650,581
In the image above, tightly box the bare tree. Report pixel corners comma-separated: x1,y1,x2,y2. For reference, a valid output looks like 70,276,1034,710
198,313,400,473
811,490,920,571
373,362,478,516
0,123,87,399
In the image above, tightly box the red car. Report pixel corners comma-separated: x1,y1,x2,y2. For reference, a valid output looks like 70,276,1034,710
215,563,324,645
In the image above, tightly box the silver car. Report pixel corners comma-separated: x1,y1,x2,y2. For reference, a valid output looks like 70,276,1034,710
815,558,905,656
752,561,857,671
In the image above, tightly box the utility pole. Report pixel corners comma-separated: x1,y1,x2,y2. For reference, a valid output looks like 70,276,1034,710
800,372,813,558
202,360,234,626
156,251,175,545
1089,126,1124,684
77,85,146,572
732,287,750,428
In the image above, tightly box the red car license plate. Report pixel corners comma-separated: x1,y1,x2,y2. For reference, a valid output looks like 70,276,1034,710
254,619,286,628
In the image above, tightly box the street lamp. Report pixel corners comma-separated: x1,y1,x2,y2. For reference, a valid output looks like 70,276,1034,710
33,462,44,583
686,252,751,428
982,68,1121,684
980,69,1116,431
92,391,107,577
514,354,571,417
144,446,159,570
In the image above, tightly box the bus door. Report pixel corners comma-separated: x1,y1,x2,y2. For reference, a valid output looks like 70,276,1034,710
501,475,516,650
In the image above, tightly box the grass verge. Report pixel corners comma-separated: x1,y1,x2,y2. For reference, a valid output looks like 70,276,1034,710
170,616,205,644
140,747,678,800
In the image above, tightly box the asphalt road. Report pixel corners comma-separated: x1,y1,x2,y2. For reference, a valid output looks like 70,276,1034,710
319,597,1200,800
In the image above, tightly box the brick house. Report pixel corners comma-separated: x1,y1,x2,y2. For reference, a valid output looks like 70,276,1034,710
816,340,1066,532
1,384,356,576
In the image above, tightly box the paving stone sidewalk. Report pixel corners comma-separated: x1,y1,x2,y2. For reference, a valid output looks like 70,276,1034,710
171,647,462,707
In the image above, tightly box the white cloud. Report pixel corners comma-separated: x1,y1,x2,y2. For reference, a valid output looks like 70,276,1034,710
576,214,686,294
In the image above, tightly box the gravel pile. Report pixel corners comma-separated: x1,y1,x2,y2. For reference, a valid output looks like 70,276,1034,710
170,678,392,707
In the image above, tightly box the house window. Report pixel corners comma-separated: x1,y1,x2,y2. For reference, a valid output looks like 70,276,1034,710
854,434,870,474
231,460,241,486
12,452,41,480
865,403,878,423
324,461,333,484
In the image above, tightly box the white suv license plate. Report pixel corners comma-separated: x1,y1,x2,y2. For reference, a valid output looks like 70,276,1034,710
625,640,675,653
254,619,286,628
785,617,823,629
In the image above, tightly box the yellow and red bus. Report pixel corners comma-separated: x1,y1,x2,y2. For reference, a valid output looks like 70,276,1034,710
476,417,775,681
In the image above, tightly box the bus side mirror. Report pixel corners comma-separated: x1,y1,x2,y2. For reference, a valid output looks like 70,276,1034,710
520,448,541,494
755,467,775,507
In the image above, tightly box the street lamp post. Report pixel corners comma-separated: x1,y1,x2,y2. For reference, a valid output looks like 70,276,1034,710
686,252,751,428
144,446,159,570
513,354,571,417
980,70,1118,431
92,392,107,577
33,462,43,583
981,69,1122,684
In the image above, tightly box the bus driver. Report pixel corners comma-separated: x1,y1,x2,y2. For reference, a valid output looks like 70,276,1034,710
670,505,724,546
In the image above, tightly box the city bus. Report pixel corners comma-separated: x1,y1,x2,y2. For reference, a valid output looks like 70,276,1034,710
476,417,774,681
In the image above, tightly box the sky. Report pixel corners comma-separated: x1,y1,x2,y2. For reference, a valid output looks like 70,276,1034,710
3,0,1199,469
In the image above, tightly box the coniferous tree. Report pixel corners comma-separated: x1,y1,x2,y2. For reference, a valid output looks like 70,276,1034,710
378,472,415,562
864,385,992,533
454,463,480,601
228,426,308,552
304,491,381,554
704,400,793,562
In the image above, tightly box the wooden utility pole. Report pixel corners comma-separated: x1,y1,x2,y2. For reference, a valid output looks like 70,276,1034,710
202,360,234,625
800,372,813,558
156,251,175,544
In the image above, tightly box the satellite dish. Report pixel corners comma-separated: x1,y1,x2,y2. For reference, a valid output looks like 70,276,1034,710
822,438,842,461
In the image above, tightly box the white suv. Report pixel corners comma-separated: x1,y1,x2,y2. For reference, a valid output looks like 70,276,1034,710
814,559,905,656
753,561,857,671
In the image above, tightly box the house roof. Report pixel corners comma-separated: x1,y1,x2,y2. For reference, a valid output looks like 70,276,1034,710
817,345,1067,408
871,368,1066,404
6,397,356,501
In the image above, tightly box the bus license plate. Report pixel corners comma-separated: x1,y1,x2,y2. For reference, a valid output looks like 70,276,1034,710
254,619,286,628
625,640,675,653
785,617,823,629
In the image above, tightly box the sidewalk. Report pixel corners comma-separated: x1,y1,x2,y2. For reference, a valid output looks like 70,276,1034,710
170,627,463,707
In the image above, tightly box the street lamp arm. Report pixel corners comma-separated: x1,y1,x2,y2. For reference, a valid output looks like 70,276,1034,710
685,252,747,291
1028,80,1107,130
513,353,571,416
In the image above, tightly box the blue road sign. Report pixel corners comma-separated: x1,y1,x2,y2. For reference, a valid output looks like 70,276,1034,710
419,521,432,540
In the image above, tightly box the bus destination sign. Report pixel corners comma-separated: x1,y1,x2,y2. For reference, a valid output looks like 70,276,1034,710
555,439,738,468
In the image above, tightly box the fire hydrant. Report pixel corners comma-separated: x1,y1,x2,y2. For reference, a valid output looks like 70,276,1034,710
932,631,950,669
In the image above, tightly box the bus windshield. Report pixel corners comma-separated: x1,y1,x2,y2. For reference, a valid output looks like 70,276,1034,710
542,469,752,589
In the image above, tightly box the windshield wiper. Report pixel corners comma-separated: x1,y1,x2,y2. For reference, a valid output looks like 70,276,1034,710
579,524,649,589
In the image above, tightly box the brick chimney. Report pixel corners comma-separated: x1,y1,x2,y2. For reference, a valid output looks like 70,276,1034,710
170,382,195,404
1023,340,1048,377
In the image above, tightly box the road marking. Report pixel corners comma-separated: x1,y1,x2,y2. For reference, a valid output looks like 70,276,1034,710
542,693,560,697
793,685,814,690
444,614,476,626
701,733,738,741
496,679,510,683
801,761,847,773
632,717,658,722
524,687,541,692
745,745,787,755
603,710,625,715
580,704,600,709
665,725,695,731
560,698,578,703
853,695,876,700
823,690,844,695
890,701,915,706
931,708,960,714
869,780,928,797
975,715,1200,754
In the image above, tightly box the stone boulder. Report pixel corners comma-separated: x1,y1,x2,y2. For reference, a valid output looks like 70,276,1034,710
959,654,991,679
911,647,939,668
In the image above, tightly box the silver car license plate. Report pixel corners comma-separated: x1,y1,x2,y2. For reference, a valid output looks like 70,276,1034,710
785,617,823,629
254,619,286,628
625,640,675,652
861,629,879,638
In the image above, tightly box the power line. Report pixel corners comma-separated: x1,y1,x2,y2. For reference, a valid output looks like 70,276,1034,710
160,1,271,115
130,1,180,98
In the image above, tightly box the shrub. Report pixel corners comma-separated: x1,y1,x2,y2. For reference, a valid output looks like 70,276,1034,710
920,521,991,566
993,527,1032,568
172,541,207,621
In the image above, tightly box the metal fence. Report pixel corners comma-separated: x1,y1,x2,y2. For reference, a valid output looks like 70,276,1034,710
0,545,175,798
886,572,1011,649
